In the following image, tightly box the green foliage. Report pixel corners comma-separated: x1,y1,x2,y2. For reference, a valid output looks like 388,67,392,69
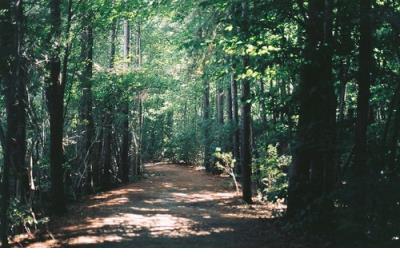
257,144,291,203
1,0,399,247
166,124,202,164
8,199,49,235
213,147,235,174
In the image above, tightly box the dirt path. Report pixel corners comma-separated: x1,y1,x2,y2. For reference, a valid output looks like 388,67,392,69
15,163,302,247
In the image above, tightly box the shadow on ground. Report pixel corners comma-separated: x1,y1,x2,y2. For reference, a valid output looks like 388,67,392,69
13,163,304,248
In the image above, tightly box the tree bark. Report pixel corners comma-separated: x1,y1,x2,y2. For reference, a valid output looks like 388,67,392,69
203,82,211,172
79,8,95,192
387,91,400,174
217,84,224,125
352,0,373,227
119,19,130,183
231,72,240,175
226,77,233,153
240,0,252,203
136,22,142,67
136,94,143,175
135,22,143,176
0,0,13,247
46,0,66,215
259,79,268,129
288,0,336,224
13,0,29,202
101,11,117,189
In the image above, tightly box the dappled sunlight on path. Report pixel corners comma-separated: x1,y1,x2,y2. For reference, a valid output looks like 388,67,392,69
14,163,298,248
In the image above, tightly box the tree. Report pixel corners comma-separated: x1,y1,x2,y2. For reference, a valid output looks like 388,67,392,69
46,0,66,215
119,18,131,183
101,4,117,189
352,0,373,232
203,81,211,172
79,5,95,192
0,0,13,248
240,0,252,204
230,71,240,175
288,0,336,226
1,0,29,246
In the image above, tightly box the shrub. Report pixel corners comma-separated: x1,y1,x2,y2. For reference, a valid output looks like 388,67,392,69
257,144,291,202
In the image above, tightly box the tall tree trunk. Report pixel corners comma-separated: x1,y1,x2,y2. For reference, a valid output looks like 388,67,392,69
102,112,113,189
0,0,29,207
240,0,252,203
137,94,143,175
288,0,336,225
226,77,233,153
101,12,117,189
338,60,348,124
135,22,143,176
231,72,240,175
79,8,95,192
46,0,66,215
203,82,211,172
259,79,267,129
387,92,400,174
217,85,224,125
14,0,29,202
352,0,373,228
136,22,142,67
0,0,13,247
119,19,130,183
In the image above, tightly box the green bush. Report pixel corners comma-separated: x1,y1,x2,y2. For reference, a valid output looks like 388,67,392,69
8,199,49,235
257,144,291,202
213,148,240,193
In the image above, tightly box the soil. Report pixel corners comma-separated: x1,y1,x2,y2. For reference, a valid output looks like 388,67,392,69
13,163,306,248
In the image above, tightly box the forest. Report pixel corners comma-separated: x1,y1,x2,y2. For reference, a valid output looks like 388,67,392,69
0,0,399,248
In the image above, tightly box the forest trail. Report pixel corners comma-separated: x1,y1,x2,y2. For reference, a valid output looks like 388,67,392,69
14,164,301,248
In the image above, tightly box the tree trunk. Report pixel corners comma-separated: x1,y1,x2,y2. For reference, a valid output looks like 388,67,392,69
136,22,142,67
136,94,143,175
226,78,233,153
338,60,348,124
217,85,224,125
259,79,268,129
203,82,211,172
231,72,240,175
12,0,28,201
46,0,66,215
387,92,400,174
287,0,336,225
135,22,143,176
240,1,252,204
0,0,13,247
79,9,95,193
101,7,117,189
352,0,373,227
119,19,130,183
102,112,113,189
